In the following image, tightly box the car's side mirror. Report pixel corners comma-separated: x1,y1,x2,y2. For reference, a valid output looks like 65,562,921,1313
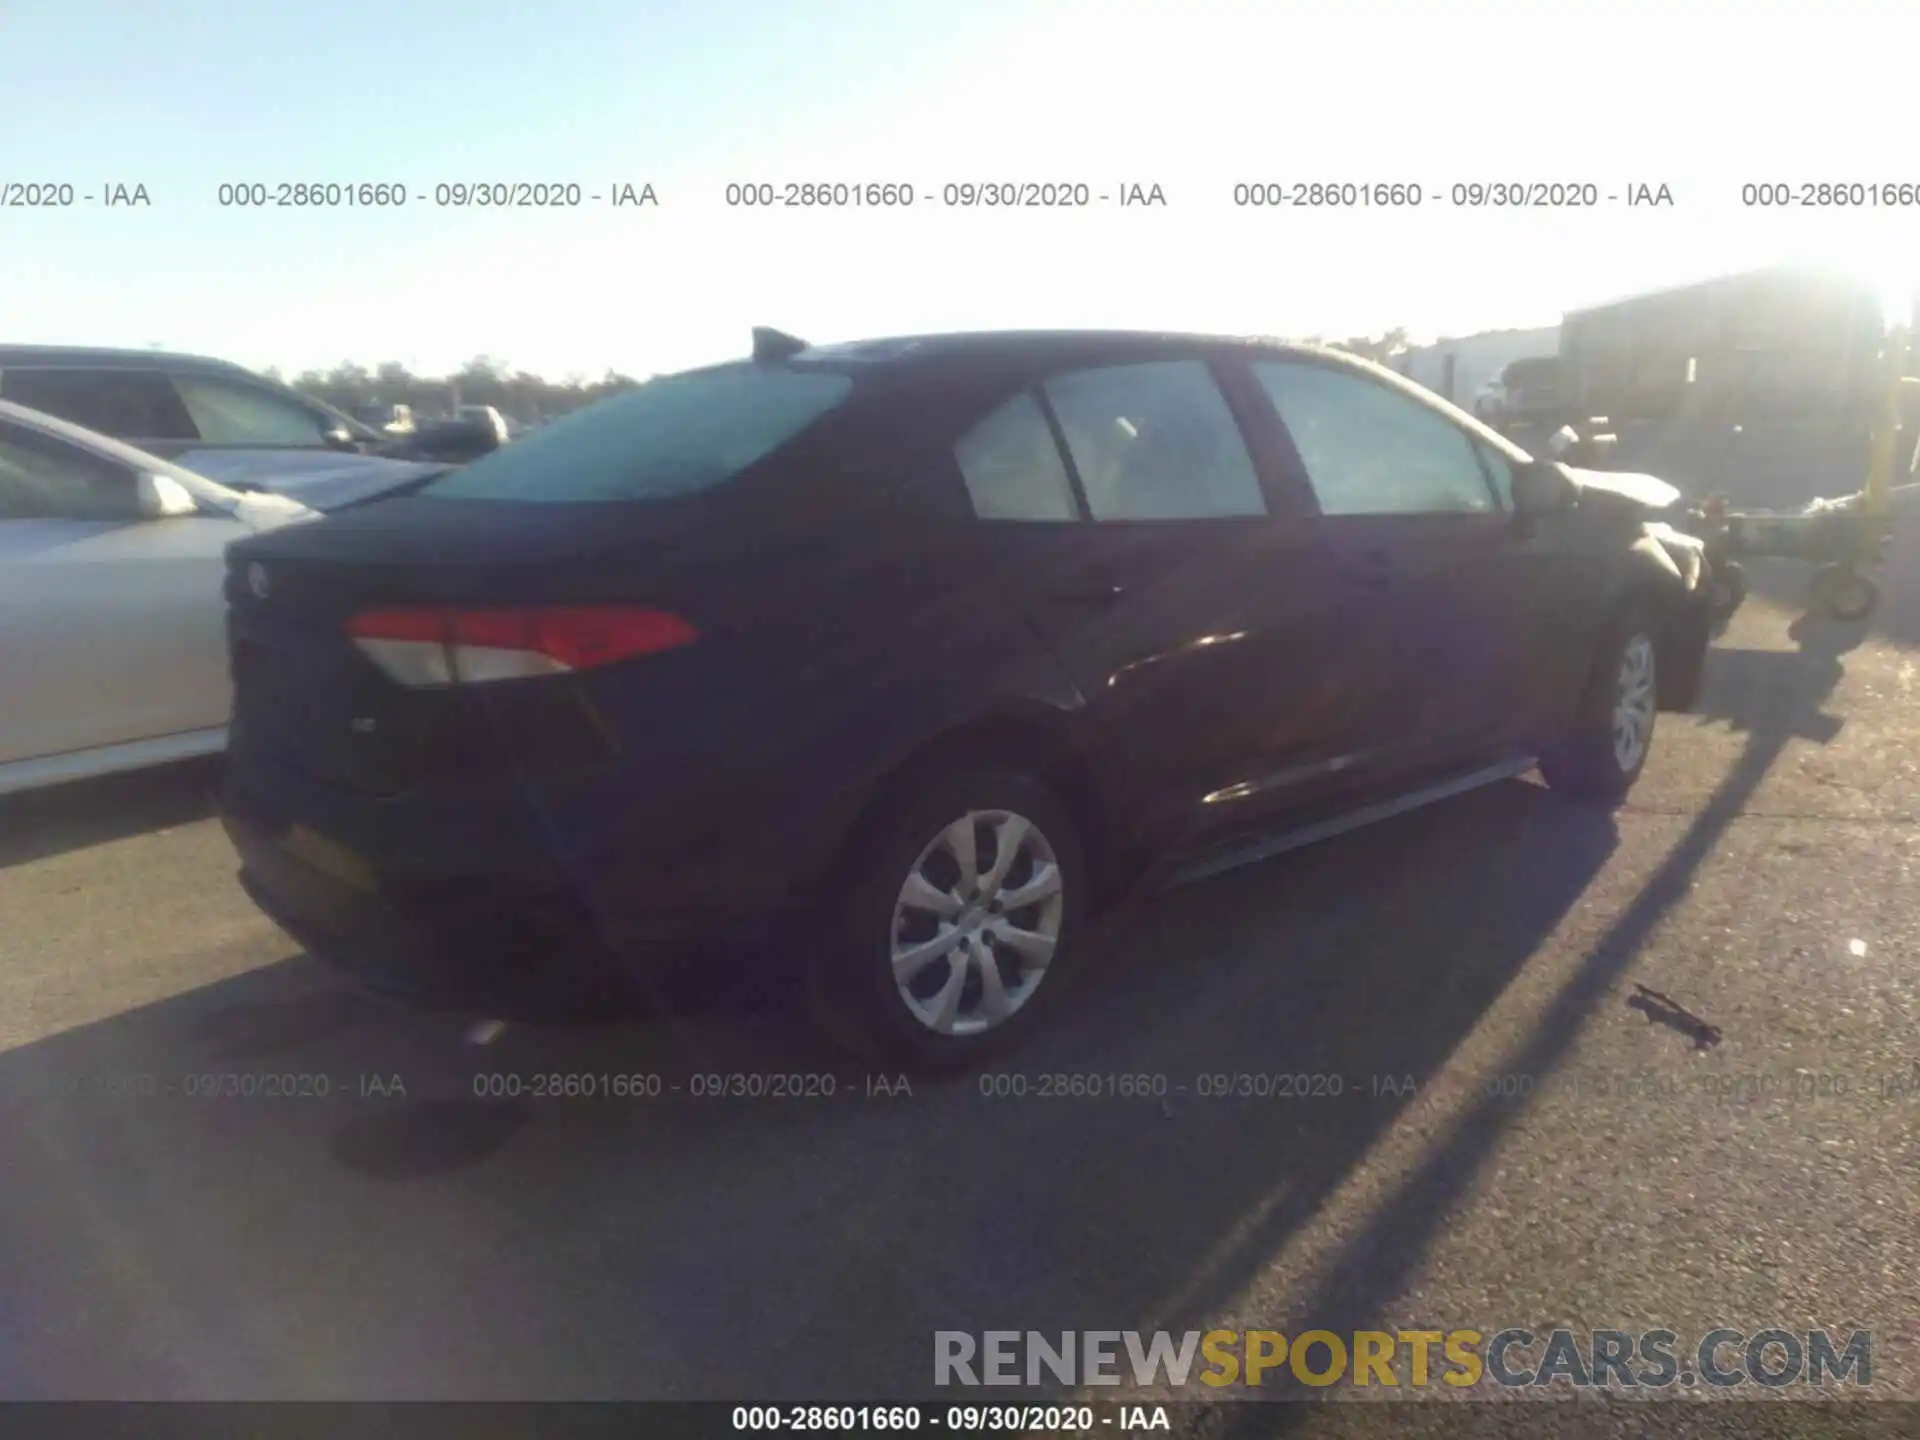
136,472,200,519
321,421,361,451
1511,459,1578,518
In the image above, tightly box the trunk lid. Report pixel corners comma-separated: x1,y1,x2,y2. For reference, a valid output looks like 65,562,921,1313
225,495,740,797
177,448,447,512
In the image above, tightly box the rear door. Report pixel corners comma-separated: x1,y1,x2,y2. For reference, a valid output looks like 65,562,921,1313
0,419,242,764
953,355,1392,850
1244,356,1540,777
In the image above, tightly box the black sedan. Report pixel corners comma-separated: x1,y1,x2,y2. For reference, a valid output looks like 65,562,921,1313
218,328,1714,1070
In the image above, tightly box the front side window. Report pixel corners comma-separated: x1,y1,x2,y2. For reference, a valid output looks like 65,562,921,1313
424,364,854,503
1252,360,1500,517
0,368,197,442
170,374,328,446
954,392,1078,521
0,425,141,521
1042,360,1267,521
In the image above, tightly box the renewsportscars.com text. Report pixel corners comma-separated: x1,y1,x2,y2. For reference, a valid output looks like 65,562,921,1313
935,1327,1873,1390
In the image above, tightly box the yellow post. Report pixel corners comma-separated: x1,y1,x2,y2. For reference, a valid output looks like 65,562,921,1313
1862,308,1915,519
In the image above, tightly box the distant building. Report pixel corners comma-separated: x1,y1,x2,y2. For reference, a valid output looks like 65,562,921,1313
1392,326,1560,411
1559,265,1886,421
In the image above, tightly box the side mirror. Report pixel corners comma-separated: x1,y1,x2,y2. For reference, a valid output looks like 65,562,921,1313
1511,459,1578,518
136,472,200,519
321,422,361,452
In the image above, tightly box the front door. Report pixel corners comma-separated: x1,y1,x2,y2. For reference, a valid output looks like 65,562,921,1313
1244,356,1540,781
952,356,1396,852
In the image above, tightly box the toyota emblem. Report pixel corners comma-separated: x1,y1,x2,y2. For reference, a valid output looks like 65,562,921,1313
247,562,271,600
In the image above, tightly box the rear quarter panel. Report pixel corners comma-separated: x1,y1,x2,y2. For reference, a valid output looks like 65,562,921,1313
559,479,1081,909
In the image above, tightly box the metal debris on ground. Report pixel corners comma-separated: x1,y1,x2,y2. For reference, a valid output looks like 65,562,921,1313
1628,983,1723,1049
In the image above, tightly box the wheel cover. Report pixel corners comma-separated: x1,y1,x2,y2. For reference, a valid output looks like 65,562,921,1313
889,809,1065,1037
1612,634,1657,773
1832,578,1874,617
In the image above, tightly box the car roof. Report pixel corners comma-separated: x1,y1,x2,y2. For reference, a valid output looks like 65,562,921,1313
779,327,1537,462
1,396,199,473
0,344,262,376
788,328,1339,371
0,397,242,502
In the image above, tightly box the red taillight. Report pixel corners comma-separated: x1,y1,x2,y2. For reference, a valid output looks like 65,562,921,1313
450,608,697,670
348,608,449,644
347,605,698,687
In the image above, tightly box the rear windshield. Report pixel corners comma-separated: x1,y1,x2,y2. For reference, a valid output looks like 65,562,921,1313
422,363,854,503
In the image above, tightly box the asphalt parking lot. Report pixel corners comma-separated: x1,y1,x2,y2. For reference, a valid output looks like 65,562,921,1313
2,539,1917,1418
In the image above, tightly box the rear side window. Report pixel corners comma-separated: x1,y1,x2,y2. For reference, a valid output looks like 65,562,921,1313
954,392,1078,520
424,365,853,503
0,369,198,442
1042,361,1266,521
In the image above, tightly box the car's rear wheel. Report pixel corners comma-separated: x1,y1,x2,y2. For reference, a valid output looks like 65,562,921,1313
810,768,1089,1072
1539,612,1658,804
1707,559,1747,621
1810,564,1879,621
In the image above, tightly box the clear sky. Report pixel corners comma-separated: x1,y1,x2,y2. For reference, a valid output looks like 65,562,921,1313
3,0,1916,380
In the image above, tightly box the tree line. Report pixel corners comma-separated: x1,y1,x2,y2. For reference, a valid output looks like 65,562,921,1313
263,356,647,424
1311,329,1412,365
263,332,1415,425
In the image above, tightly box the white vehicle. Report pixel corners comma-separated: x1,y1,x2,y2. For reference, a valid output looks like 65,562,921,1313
353,402,417,435
456,404,516,444
0,399,322,796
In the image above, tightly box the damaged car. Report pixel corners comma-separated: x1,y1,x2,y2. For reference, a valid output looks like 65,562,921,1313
218,329,1715,1069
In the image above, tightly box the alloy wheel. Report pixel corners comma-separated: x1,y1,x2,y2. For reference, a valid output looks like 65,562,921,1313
1827,575,1878,621
1612,634,1657,773
889,809,1065,1037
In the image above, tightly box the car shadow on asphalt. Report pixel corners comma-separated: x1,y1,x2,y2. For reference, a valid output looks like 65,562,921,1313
0,597,1889,1401
1206,586,1872,1430
0,770,1630,1400
0,755,221,872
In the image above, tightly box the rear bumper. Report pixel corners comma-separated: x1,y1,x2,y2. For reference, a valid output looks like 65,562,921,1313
222,805,636,1011
219,749,803,1012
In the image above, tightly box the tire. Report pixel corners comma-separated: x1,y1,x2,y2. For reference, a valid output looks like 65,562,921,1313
808,767,1090,1073
1707,560,1747,620
1811,564,1879,621
1539,610,1659,805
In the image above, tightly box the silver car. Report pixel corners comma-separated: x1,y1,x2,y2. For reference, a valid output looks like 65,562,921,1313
0,400,325,796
